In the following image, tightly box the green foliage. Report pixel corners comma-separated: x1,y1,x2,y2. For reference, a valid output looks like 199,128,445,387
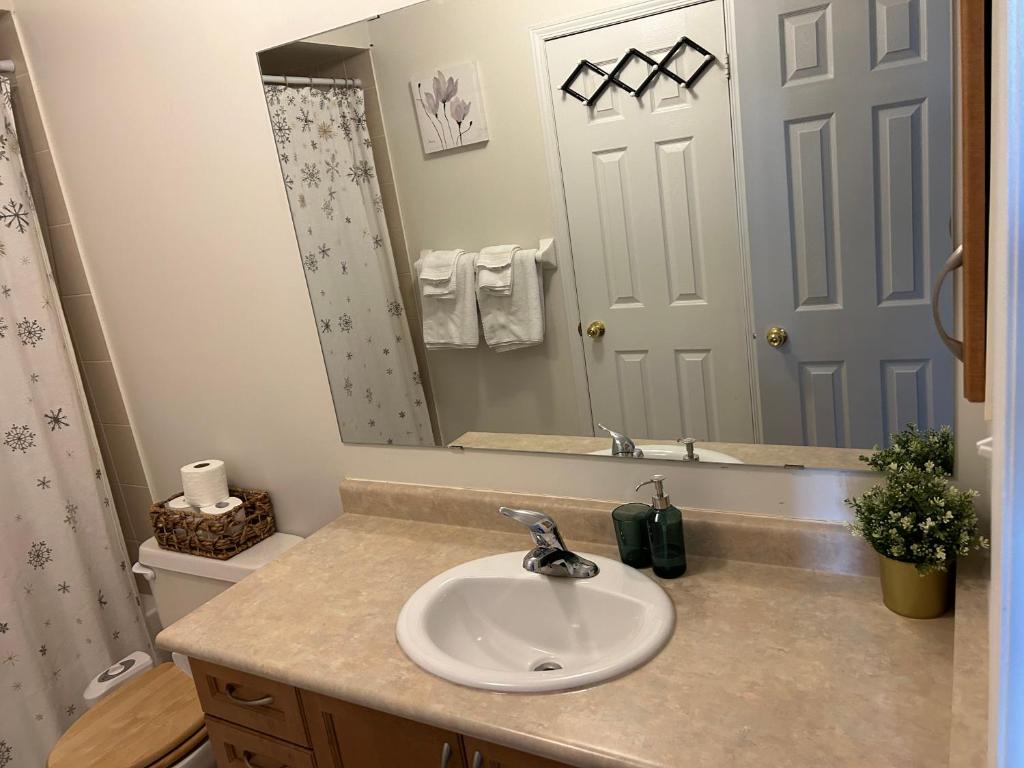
861,424,955,476
846,462,986,574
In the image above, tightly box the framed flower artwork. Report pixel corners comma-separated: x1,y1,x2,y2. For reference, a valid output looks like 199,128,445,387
410,62,489,154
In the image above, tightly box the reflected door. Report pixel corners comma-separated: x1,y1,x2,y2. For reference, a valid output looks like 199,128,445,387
547,0,755,443
735,0,955,448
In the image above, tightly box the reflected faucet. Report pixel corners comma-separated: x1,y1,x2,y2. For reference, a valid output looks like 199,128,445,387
676,437,700,462
597,423,644,458
498,507,599,579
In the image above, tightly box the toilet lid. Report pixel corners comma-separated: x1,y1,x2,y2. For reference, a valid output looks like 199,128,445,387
48,662,205,768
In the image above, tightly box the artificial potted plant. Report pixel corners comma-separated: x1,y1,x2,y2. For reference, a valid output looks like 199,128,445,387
846,425,987,619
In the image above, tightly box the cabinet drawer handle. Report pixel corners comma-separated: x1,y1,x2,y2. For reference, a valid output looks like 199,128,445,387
932,245,964,361
472,751,484,768
225,684,274,707
440,742,452,767
241,751,258,768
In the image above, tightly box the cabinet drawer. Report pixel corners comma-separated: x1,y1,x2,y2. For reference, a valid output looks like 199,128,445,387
191,658,310,747
206,717,317,768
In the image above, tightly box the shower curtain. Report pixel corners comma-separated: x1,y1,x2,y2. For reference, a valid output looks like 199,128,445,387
0,77,150,766
264,83,433,446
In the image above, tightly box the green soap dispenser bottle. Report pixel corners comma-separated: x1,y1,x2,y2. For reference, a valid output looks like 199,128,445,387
636,474,687,579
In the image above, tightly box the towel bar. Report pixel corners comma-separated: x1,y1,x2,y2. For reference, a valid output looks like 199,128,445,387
534,238,557,269
416,239,557,272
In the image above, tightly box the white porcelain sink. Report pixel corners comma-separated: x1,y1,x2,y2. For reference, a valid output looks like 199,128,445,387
589,444,743,463
396,552,674,692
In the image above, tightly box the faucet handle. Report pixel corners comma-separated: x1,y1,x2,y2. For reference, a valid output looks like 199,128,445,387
499,507,566,550
597,422,625,441
597,423,641,457
499,506,551,528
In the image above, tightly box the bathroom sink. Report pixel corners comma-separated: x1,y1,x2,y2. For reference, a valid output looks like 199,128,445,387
589,444,743,463
396,551,674,692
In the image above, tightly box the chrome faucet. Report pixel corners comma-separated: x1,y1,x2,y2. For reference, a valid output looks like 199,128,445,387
675,437,700,461
499,507,599,578
597,423,644,458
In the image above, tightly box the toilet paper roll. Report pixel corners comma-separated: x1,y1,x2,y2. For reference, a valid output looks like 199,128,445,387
181,460,229,507
199,496,243,516
166,495,194,511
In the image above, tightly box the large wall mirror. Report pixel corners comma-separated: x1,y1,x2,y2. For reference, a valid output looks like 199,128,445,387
258,0,962,471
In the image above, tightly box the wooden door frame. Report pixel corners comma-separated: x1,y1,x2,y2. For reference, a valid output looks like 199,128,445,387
529,0,763,441
959,0,989,402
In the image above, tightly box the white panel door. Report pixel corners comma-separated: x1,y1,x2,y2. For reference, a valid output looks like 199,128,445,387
735,0,954,448
546,1,754,442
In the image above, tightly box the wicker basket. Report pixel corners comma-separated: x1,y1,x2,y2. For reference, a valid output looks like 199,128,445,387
149,486,276,560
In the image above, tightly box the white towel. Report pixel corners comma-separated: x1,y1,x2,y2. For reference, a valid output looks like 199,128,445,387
421,251,480,349
475,245,518,295
476,244,519,269
418,249,465,298
477,248,544,352
477,265,513,294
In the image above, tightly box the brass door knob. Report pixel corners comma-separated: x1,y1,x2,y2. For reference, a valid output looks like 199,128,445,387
765,326,788,348
586,320,606,338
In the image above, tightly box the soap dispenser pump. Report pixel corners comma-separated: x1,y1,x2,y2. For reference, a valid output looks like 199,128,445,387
636,474,687,579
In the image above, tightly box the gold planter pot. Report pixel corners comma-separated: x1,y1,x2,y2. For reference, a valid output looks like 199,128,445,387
878,554,954,619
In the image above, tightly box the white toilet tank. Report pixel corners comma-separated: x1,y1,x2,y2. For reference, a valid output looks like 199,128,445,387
136,533,303,629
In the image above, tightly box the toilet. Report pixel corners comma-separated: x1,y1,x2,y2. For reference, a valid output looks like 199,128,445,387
47,532,302,768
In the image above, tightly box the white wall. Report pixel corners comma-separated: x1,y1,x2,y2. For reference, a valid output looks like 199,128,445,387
10,0,987,537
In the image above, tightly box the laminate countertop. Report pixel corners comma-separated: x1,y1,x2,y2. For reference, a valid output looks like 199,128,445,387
157,513,954,768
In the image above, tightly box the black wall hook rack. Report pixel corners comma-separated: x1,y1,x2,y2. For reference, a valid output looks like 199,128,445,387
560,36,717,107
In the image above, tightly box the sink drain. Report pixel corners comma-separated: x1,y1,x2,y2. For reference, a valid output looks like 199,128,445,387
532,660,563,672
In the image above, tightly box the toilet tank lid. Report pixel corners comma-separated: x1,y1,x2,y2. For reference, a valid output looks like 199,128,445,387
138,533,303,583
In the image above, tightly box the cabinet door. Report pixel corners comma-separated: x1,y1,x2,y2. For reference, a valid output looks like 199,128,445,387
302,692,465,768
463,737,572,768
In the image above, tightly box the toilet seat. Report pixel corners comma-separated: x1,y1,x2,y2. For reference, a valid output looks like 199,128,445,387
48,662,206,768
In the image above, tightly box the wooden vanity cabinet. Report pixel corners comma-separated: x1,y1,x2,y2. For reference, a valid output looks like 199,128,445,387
193,659,572,768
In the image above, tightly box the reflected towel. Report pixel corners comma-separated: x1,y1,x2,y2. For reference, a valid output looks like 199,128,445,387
418,249,466,298
477,248,544,352
475,245,519,295
420,251,479,349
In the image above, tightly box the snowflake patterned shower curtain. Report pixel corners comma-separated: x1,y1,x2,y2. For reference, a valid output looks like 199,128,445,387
264,83,433,446
0,77,151,767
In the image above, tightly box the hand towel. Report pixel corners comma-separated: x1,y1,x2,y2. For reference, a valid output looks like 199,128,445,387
418,249,465,298
475,244,519,269
477,248,544,352
421,251,480,349
477,265,513,294
475,245,519,296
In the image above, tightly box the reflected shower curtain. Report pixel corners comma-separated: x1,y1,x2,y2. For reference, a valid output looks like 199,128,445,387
264,83,432,445
0,77,150,766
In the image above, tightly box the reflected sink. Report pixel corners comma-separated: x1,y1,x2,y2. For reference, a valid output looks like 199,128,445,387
396,552,674,692
589,444,743,463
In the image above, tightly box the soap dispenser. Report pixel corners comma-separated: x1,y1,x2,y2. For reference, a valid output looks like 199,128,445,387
636,474,687,579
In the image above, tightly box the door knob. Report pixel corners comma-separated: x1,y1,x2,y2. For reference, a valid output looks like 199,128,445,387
586,320,606,338
765,326,788,348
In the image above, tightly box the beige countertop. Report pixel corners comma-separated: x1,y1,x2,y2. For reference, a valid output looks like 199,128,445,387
451,431,871,472
158,512,954,767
